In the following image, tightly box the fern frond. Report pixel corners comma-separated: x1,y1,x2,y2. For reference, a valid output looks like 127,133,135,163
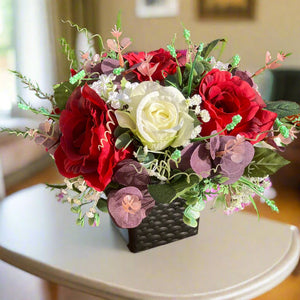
10,70,55,104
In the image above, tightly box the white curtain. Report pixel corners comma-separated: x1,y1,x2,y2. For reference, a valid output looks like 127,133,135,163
12,0,56,117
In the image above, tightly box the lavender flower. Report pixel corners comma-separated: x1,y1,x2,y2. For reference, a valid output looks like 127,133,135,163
176,134,254,184
108,186,155,228
34,120,60,155
113,159,150,189
211,134,255,184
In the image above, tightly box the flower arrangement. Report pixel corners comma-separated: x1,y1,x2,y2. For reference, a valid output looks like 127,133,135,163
3,22,300,230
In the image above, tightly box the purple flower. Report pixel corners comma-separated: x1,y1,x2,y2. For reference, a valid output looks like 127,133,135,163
108,186,155,228
113,159,150,189
175,142,211,178
175,134,254,184
233,70,256,88
34,120,60,155
211,134,254,184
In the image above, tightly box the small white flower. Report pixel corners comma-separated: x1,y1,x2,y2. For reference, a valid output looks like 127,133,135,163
195,105,201,115
108,91,121,109
90,207,97,214
148,170,167,181
143,145,149,155
64,178,73,190
200,109,210,123
273,137,283,147
86,211,94,218
210,57,229,71
91,74,116,100
77,185,86,192
188,94,202,107
74,198,81,205
190,125,202,139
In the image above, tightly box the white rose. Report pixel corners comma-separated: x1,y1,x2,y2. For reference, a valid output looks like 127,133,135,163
115,81,194,151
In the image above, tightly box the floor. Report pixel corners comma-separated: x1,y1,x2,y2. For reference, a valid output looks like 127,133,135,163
1,162,300,300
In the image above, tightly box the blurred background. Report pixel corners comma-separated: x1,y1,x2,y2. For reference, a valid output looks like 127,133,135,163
0,0,300,190
0,0,299,299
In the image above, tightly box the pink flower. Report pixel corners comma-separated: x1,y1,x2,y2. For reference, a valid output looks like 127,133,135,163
108,187,155,228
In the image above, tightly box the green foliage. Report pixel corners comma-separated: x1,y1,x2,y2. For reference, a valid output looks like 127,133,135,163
10,70,55,103
165,55,211,97
97,199,108,213
0,127,32,138
76,217,85,227
244,147,290,177
148,183,176,204
61,20,105,60
53,81,77,110
265,101,300,118
71,206,81,214
17,97,60,120
201,38,227,59
249,195,260,220
135,147,155,164
59,37,79,70
115,132,132,150
116,10,122,30
148,174,200,204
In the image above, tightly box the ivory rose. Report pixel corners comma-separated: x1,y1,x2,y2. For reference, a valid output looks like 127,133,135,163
115,81,194,151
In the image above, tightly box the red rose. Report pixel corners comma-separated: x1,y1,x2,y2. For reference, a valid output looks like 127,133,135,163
54,84,132,191
124,48,177,82
199,69,277,144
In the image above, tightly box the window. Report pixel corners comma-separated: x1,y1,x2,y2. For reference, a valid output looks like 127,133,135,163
0,0,16,117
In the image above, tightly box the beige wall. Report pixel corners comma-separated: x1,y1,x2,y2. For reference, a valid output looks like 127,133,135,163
96,0,300,73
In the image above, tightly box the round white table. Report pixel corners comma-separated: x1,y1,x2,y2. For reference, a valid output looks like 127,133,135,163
0,184,299,300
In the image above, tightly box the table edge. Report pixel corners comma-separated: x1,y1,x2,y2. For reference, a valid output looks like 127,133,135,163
1,225,299,300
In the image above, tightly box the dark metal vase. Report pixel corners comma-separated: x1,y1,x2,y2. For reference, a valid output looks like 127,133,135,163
116,198,200,253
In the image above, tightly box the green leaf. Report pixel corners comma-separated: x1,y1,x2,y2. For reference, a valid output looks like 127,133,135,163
116,10,122,30
244,147,290,177
88,217,95,226
53,81,77,110
181,194,199,205
136,147,155,164
71,206,81,214
148,174,200,204
214,193,226,209
94,213,100,226
265,101,300,119
249,195,260,220
201,38,226,59
171,175,200,196
80,218,85,227
96,199,108,213
148,183,176,204
216,176,230,184
115,132,132,149
183,215,198,228
114,126,128,138
193,60,205,78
